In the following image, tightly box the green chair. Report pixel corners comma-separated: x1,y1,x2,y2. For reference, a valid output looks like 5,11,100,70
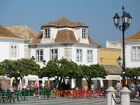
15,90,22,102
7,91,15,103
1,91,7,103
44,89,51,98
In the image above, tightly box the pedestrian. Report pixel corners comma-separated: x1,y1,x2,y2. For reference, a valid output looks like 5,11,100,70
83,84,88,91
9,86,14,92
91,82,95,90
130,81,136,99
136,81,140,97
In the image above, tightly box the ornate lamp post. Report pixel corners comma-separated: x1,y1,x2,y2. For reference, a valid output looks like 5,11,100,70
113,6,132,87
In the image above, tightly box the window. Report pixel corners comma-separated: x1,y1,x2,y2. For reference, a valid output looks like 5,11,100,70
10,45,18,58
64,48,72,60
45,28,50,38
36,49,43,62
82,29,87,39
76,49,82,61
132,46,140,60
50,49,58,60
87,50,93,62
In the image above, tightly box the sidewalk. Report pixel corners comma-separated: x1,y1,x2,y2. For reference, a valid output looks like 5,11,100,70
131,97,140,103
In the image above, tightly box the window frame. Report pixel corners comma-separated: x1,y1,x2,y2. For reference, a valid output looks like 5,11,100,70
36,49,44,62
82,28,87,39
45,28,50,38
131,46,140,61
87,50,93,62
64,48,72,60
10,44,18,59
50,49,58,60
76,49,82,61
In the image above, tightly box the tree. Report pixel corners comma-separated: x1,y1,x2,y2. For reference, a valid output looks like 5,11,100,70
41,59,82,89
1,59,40,84
59,59,80,78
125,67,140,80
17,58,40,76
41,60,59,78
41,59,77,83
80,64,107,90
0,63,6,75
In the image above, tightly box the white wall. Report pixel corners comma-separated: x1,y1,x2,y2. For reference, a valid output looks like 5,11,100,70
31,44,98,68
0,39,10,61
106,41,121,49
72,46,98,66
125,42,140,68
0,38,27,62
41,27,89,44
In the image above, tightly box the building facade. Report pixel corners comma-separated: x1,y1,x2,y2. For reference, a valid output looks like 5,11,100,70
125,31,140,68
107,31,140,68
0,25,29,61
99,48,122,87
30,17,99,67
99,48,121,65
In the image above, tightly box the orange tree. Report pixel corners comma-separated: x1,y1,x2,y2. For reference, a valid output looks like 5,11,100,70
125,67,140,80
80,64,107,90
41,59,81,89
1,59,40,84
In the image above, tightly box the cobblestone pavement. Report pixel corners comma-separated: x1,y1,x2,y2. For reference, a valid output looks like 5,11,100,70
2,97,140,105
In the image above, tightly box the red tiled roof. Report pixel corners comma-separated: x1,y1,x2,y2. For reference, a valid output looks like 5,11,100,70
41,17,88,28
55,29,78,43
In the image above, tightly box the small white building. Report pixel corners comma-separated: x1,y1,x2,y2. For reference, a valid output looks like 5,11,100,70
106,40,121,49
125,31,140,68
106,31,140,68
0,25,29,61
30,17,100,67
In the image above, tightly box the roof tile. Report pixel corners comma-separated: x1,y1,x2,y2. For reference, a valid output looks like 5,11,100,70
55,29,78,43
42,17,88,28
0,25,20,38
126,31,140,41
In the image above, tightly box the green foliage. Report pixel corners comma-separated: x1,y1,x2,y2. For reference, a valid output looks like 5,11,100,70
0,58,107,89
59,59,80,78
0,63,6,75
80,64,107,80
17,58,40,76
125,67,140,79
41,60,59,78
1,60,19,77
1,59,40,84
80,64,107,90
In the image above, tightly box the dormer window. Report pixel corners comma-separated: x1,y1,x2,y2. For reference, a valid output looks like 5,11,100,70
82,28,87,39
45,28,50,38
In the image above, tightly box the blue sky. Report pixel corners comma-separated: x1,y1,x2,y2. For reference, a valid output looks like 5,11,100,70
0,0,140,46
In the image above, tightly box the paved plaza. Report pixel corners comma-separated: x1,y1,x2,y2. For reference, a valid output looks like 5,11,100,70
1,97,140,105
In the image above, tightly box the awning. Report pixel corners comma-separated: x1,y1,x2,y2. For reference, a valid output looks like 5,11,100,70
102,65,122,75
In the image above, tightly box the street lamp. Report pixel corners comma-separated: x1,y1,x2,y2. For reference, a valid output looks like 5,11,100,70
116,56,121,66
113,6,132,87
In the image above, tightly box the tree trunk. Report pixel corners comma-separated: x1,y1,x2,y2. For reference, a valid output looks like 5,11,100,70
87,79,92,90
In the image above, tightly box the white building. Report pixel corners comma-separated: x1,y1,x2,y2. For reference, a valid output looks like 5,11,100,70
125,31,140,68
106,40,121,49
107,31,140,68
30,17,100,67
0,25,29,61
